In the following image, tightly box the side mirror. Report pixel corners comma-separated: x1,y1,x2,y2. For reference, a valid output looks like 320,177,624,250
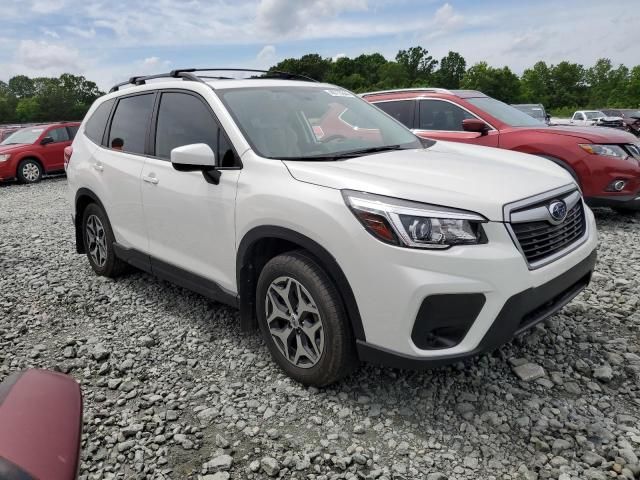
40,136,54,145
462,118,490,136
171,143,220,185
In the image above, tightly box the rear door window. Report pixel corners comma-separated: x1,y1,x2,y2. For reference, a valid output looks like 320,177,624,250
419,100,475,131
67,125,79,139
85,99,115,145
373,100,415,128
109,94,155,155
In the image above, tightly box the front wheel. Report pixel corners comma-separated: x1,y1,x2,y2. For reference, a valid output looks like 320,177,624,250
256,251,358,386
17,159,43,183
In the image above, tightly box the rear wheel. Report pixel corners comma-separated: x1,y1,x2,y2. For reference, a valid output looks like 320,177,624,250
256,251,358,386
17,159,43,183
82,203,128,277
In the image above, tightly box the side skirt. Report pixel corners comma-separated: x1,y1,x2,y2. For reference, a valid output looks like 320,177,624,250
112,243,239,308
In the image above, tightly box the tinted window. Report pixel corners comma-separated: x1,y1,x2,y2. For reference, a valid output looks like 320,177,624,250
67,125,79,139
48,127,69,142
1,127,45,145
373,101,415,128
85,99,115,144
419,100,475,131
109,94,155,155
155,92,219,160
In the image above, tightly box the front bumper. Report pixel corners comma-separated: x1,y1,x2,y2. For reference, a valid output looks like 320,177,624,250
357,249,596,369
341,204,598,364
586,190,640,211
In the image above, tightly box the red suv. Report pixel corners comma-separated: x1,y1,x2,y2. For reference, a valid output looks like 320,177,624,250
363,89,640,213
0,122,80,183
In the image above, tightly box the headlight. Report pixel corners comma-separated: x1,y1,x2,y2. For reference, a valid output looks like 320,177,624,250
342,190,487,249
579,144,629,160
0,154,10,162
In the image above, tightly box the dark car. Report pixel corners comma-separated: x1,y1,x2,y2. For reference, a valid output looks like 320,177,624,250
512,103,550,124
601,109,640,137
0,122,80,183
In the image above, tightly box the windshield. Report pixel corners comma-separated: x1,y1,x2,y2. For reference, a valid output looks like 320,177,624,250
585,111,605,120
216,86,422,160
467,97,545,127
513,105,545,121
1,127,45,145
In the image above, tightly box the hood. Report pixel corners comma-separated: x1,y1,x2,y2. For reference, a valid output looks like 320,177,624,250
0,143,28,154
527,125,637,143
596,116,623,122
284,141,574,221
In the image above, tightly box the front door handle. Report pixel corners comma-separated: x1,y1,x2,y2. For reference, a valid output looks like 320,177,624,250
142,175,159,185
93,162,104,172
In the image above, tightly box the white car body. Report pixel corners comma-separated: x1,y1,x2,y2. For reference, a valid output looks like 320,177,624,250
66,75,598,383
552,110,624,127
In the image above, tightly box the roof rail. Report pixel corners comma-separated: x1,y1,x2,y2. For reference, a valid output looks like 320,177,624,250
359,87,453,97
109,68,317,93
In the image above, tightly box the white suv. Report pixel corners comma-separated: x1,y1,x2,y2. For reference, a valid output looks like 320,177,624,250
66,69,598,386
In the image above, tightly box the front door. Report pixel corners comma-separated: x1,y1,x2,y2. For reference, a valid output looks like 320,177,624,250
141,90,241,293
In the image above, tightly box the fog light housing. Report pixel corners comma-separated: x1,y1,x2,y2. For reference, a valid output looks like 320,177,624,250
606,179,627,192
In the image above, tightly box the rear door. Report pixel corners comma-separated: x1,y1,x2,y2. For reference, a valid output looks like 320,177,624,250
415,99,499,147
141,90,241,293
39,126,71,171
97,92,156,253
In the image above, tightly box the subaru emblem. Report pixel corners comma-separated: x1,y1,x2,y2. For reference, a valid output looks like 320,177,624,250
548,200,567,223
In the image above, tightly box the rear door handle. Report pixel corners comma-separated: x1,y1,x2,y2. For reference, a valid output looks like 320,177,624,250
142,175,159,185
93,162,103,172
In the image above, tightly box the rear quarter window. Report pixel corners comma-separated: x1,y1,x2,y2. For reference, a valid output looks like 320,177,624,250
85,99,115,145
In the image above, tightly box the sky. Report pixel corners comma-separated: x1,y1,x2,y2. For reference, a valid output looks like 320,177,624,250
0,0,638,90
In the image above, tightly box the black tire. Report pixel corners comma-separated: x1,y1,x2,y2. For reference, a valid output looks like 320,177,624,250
81,203,128,277
16,159,43,183
256,251,358,386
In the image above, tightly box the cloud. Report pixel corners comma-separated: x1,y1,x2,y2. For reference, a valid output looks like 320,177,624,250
333,53,347,61
433,3,464,31
41,28,60,39
16,40,81,71
257,45,276,61
65,26,97,39
30,0,66,14
256,0,368,36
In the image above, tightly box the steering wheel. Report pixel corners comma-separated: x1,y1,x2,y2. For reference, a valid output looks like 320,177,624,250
319,134,348,143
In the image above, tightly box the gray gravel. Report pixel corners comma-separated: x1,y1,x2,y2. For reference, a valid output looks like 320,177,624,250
1,177,639,480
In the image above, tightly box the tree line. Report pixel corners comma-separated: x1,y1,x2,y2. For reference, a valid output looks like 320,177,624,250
1,46,639,124
0,74,102,124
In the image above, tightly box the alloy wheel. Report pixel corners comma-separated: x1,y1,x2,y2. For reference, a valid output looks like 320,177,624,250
264,276,325,368
86,214,107,268
22,163,40,182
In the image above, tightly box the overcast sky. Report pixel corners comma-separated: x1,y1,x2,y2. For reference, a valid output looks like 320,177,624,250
1,0,638,90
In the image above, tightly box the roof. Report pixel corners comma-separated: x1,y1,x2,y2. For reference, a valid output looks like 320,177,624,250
360,88,487,99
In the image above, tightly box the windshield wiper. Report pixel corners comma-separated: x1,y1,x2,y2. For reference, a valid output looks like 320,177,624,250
277,144,406,161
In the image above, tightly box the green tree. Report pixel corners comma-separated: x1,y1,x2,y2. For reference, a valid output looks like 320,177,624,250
461,62,520,102
270,54,333,81
8,75,35,99
435,51,466,89
0,81,18,123
548,61,587,109
376,62,409,89
521,61,552,106
395,46,438,85
15,97,40,122
626,66,640,108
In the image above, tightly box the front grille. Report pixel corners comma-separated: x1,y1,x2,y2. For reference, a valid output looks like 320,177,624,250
598,120,624,128
511,202,586,264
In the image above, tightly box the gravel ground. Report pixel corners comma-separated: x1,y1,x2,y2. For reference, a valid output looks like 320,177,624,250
1,177,639,480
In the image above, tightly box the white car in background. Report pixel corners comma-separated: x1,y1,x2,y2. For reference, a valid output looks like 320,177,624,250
552,110,625,129
65,69,598,386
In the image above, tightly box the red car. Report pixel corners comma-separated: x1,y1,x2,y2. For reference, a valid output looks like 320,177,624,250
0,369,82,480
0,122,80,183
363,89,640,213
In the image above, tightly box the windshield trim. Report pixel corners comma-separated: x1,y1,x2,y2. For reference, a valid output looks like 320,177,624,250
215,86,423,161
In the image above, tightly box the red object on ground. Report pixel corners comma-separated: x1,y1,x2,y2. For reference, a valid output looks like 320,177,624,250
0,369,83,480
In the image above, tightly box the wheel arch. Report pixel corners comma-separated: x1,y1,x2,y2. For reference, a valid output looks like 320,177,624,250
236,226,366,342
74,188,108,254
16,155,45,175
